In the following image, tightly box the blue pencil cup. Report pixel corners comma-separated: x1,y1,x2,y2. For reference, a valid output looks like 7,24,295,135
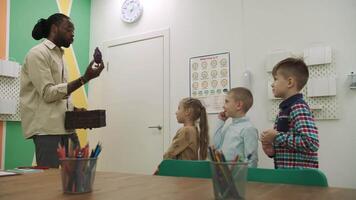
59,158,97,194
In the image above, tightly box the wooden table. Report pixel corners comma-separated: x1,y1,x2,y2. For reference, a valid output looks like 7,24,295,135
1,170,355,200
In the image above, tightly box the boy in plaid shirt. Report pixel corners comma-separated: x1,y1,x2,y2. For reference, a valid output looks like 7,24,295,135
261,57,319,168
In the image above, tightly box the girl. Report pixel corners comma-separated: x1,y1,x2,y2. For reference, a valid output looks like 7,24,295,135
163,98,209,160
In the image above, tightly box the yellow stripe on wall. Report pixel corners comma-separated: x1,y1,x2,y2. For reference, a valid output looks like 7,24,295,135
63,47,88,107
57,0,88,146
57,0,72,16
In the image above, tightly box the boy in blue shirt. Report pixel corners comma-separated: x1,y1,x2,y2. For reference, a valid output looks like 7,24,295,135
213,87,258,167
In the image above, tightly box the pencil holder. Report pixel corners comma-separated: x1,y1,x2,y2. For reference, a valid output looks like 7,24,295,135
210,161,248,200
59,158,97,194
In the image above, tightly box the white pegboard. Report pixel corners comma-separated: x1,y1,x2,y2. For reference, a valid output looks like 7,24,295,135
268,57,338,120
0,71,21,121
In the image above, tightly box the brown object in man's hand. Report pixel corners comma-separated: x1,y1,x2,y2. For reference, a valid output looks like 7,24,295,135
93,47,102,64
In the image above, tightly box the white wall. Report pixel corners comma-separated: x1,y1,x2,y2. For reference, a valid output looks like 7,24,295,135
90,0,356,188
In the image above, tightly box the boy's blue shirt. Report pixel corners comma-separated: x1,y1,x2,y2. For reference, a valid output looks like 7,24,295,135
213,116,258,167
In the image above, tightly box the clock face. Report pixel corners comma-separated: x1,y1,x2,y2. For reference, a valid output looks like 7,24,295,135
121,0,143,23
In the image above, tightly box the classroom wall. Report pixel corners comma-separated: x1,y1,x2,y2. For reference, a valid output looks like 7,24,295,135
89,1,245,139
90,0,356,188
242,0,356,189
1,0,91,169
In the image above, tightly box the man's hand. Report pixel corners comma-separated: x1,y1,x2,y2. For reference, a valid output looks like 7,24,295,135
83,60,105,82
67,60,105,95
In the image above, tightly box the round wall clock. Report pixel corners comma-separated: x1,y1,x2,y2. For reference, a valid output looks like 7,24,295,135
121,0,143,23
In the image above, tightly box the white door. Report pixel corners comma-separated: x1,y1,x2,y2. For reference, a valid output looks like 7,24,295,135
88,30,170,175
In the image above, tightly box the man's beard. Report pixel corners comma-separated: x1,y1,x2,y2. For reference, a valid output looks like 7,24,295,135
55,36,72,48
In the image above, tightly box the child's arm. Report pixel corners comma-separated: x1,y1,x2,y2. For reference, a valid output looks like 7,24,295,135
260,129,276,157
213,112,227,149
163,129,192,159
242,127,259,167
274,104,319,153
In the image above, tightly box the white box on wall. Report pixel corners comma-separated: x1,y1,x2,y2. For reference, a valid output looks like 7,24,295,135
0,99,17,114
265,50,291,72
304,46,332,66
307,77,336,97
0,60,20,78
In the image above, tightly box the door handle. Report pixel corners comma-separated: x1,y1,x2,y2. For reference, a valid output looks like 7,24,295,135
148,125,162,130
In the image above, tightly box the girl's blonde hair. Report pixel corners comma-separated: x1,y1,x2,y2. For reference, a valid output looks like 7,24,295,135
181,98,209,160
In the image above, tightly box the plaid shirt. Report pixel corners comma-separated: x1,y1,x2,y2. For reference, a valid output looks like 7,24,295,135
273,93,319,168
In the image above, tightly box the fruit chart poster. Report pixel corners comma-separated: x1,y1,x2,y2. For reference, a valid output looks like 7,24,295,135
189,52,231,114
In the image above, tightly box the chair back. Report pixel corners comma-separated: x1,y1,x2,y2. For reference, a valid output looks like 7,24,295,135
157,159,211,179
247,168,328,187
157,160,328,187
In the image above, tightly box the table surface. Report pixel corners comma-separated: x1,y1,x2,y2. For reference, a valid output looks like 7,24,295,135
1,170,356,200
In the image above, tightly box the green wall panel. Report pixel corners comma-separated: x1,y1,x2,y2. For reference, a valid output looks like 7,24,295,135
9,0,57,64
5,122,34,169
6,0,58,169
5,0,91,169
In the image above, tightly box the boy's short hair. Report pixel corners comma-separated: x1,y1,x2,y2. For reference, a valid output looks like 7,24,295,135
228,87,253,113
272,57,309,90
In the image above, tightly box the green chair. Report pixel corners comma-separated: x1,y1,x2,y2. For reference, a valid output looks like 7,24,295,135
157,160,328,187
157,159,211,179
247,168,328,187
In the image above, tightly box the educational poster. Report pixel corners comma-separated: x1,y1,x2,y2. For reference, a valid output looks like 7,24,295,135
189,52,231,114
